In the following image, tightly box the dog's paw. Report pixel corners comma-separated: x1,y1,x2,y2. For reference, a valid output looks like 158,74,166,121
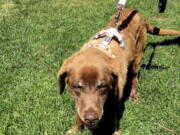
66,127,80,134
130,95,138,102
130,91,138,102
113,131,121,135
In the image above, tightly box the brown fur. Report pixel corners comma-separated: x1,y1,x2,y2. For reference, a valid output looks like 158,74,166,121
58,9,180,135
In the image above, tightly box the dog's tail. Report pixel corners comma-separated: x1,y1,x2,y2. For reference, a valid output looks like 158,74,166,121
147,24,180,35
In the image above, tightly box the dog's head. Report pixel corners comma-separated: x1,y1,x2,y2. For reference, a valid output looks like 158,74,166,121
58,49,123,129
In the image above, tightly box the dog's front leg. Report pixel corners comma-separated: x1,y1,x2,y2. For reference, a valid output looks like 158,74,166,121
66,113,84,134
113,102,124,135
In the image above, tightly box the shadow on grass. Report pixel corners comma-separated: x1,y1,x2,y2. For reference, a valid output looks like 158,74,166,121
142,37,180,70
147,37,180,47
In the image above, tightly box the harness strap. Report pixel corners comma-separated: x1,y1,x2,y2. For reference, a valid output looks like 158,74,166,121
93,27,125,49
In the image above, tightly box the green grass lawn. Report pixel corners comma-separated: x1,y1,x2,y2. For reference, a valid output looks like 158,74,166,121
0,0,179,135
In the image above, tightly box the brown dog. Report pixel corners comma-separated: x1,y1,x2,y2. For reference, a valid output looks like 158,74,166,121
58,9,180,135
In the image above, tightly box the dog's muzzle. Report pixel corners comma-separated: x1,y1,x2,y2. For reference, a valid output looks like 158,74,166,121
84,109,99,130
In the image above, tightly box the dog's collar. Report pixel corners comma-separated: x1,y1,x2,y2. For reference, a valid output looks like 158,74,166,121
87,44,116,58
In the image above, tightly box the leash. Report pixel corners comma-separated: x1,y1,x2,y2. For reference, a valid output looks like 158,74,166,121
114,0,127,26
88,0,127,58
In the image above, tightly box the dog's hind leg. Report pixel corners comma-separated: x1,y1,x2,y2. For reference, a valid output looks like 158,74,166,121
130,27,147,102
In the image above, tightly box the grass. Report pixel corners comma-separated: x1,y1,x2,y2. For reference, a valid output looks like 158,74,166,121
0,0,179,135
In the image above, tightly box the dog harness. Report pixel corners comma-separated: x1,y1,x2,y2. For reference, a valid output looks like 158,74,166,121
88,27,125,58
93,27,125,49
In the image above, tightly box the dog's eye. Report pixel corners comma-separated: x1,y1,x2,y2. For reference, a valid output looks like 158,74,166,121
72,84,83,96
73,85,83,89
97,83,109,95
97,84,108,89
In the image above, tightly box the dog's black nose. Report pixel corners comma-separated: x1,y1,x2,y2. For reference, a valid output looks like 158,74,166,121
84,110,98,122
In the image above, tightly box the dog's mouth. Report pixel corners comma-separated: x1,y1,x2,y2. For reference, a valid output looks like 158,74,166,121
84,121,99,130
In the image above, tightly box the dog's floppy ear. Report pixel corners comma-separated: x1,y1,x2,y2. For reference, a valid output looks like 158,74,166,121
57,58,72,94
58,68,68,94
